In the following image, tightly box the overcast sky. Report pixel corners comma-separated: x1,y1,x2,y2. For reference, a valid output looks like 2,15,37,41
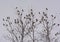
0,0,60,42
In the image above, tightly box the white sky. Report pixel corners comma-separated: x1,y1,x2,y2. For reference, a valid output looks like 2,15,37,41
0,0,60,42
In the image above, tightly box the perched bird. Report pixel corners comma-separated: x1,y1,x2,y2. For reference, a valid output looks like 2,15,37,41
22,9,24,12
39,12,40,14
31,9,33,11
7,17,10,19
16,7,18,9
17,10,20,12
54,16,56,19
3,18,5,21
58,24,60,26
51,15,53,17
36,19,38,22
46,8,48,10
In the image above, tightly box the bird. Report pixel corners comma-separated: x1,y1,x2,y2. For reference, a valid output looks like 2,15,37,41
46,8,48,10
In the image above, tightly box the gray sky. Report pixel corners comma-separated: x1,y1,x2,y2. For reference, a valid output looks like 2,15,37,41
0,0,60,42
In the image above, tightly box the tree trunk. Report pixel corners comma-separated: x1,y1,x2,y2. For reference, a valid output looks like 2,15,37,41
46,35,50,42
33,28,34,42
21,26,24,42
32,21,35,42
46,22,50,42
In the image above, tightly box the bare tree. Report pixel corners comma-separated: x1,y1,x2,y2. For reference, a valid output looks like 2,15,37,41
24,9,40,42
37,8,60,42
2,7,33,42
